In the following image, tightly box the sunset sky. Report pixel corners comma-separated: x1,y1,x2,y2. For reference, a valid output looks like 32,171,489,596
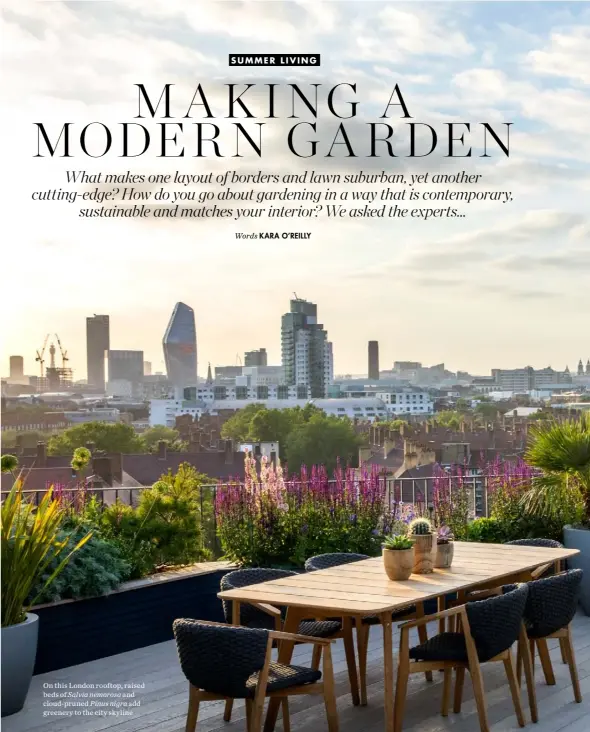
1,1,588,380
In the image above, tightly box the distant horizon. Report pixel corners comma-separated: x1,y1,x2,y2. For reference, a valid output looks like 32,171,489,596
2,2,588,380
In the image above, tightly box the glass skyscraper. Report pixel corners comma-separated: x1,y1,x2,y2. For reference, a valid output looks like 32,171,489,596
162,302,197,390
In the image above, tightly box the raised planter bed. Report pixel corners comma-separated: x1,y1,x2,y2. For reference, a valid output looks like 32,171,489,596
32,561,234,674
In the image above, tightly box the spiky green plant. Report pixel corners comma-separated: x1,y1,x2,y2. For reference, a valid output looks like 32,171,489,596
408,517,432,535
521,414,590,524
1,481,91,627
383,534,413,550
1,454,19,475
71,447,91,473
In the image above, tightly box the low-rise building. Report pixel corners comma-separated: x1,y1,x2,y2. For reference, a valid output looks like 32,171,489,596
312,398,388,421
149,399,205,428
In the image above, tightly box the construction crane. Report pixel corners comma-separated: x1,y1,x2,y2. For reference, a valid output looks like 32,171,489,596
235,353,242,366
35,334,49,377
54,333,69,369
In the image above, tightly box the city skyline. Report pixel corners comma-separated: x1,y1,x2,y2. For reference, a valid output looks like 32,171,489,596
1,2,588,377
2,298,587,383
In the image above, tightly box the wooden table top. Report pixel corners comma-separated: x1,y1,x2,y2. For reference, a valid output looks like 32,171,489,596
217,542,579,615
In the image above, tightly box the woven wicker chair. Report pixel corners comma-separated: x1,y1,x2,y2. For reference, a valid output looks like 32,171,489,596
304,552,423,705
514,569,583,718
173,619,338,732
393,584,530,732
220,567,359,721
506,539,564,580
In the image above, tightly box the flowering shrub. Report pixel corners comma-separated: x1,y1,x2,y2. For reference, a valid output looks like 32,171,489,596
484,457,583,542
431,465,474,540
215,453,412,567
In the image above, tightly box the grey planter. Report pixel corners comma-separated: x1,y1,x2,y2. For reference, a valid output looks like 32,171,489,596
563,525,590,616
1,613,39,717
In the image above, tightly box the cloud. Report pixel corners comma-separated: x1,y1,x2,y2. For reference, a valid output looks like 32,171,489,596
527,26,590,85
498,250,590,272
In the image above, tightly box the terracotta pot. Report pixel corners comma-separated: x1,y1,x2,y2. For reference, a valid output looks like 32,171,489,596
435,541,454,569
412,533,435,574
382,547,414,581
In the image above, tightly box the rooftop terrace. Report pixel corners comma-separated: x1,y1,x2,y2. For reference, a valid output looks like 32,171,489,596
4,611,589,732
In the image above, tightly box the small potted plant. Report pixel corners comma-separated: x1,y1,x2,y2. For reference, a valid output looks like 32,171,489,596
435,525,454,568
382,533,414,581
408,517,436,574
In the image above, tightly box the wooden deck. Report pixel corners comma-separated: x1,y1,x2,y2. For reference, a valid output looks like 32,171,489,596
5,613,590,732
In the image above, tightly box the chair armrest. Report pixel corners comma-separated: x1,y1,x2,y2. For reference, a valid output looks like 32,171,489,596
270,630,334,646
251,602,282,618
399,606,463,631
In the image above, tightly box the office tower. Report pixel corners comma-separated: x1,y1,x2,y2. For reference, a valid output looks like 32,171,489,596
281,298,329,398
86,314,110,390
163,302,197,391
143,361,152,376
108,350,144,384
9,355,24,380
368,341,379,380
244,348,268,367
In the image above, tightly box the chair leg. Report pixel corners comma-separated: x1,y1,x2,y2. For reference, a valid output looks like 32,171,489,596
311,644,322,671
441,668,453,717
185,686,200,732
245,699,253,731
559,637,568,664
416,621,433,683
536,638,556,686
342,616,360,706
453,667,465,713
504,652,525,728
323,646,339,732
393,631,410,732
467,658,490,732
356,618,370,706
281,699,291,732
516,640,523,687
563,626,583,703
519,627,538,724
223,698,233,722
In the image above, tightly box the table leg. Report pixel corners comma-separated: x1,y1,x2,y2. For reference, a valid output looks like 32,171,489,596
381,612,395,732
264,607,305,732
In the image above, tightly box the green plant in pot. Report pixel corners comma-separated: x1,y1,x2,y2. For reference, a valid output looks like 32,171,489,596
435,525,454,568
521,414,590,614
1,481,91,716
408,517,436,574
382,533,414,581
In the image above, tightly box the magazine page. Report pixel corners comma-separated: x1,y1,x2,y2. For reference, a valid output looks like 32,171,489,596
1,1,589,731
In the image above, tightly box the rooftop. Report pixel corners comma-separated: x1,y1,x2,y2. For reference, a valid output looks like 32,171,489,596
5,611,589,732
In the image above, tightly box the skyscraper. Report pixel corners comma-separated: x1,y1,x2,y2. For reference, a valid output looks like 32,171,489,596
9,355,24,381
163,302,197,391
368,341,379,380
281,298,330,398
244,348,267,367
86,314,110,390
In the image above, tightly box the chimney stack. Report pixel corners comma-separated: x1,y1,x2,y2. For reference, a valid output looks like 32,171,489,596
157,440,167,460
225,439,234,465
36,441,47,467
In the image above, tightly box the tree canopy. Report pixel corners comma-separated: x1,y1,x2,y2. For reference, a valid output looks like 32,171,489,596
284,413,362,473
47,422,145,455
221,404,361,472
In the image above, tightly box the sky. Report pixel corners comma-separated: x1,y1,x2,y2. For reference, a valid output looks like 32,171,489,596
1,0,588,380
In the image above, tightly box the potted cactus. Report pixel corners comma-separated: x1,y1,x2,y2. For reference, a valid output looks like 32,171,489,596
382,533,415,581
408,517,436,574
435,525,454,568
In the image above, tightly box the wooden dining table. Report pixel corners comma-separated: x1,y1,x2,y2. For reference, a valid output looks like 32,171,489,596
218,541,579,732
